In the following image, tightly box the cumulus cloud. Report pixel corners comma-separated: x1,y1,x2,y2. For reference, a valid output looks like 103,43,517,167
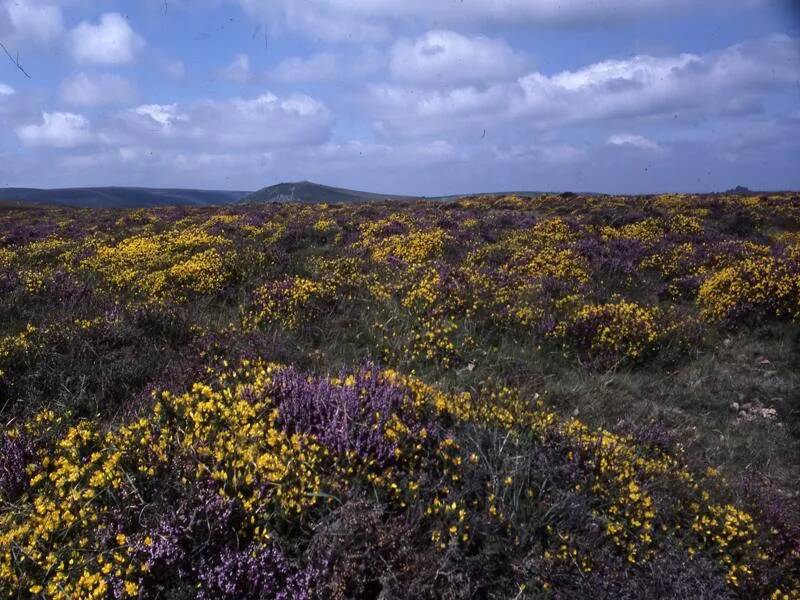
1,0,63,47
607,134,662,151
389,30,528,86
367,34,800,139
16,111,93,148
60,73,136,106
131,104,189,129
115,91,334,149
0,83,14,96
69,13,144,65
515,34,799,120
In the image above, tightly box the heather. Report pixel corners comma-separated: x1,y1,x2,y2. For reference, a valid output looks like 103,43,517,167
1,192,799,599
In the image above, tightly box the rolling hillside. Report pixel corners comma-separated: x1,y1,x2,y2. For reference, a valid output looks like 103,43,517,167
242,181,420,204
0,187,250,208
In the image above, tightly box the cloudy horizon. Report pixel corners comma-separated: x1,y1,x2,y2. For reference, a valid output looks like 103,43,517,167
1,0,799,195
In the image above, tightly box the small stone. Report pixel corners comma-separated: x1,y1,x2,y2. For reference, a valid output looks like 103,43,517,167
738,410,748,418
757,407,778,420
730,402,740,411
572,407,580,417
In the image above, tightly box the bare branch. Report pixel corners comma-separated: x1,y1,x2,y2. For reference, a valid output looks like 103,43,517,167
0,41,31,78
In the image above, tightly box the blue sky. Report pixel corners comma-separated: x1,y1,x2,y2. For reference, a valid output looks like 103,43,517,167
1,0,799,194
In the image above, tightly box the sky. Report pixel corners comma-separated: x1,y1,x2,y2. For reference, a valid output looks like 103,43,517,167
1,0,799,195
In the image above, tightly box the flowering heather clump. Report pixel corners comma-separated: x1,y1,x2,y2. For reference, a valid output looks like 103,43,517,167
267,364,437,466
1,193,800,598
0,428,35,501
196,544,316,600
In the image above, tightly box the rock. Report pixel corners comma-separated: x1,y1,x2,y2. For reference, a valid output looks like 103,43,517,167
731,402,740,411
738,410,748,418
726,185,752,195
755,407,778,420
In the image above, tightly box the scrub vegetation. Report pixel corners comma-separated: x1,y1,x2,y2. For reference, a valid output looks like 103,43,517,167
1,192,799,599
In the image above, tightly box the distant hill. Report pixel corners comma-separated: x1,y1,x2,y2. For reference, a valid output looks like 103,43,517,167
725,186,753,195
0,187,250,208
243,181,420,204
0,181,581,209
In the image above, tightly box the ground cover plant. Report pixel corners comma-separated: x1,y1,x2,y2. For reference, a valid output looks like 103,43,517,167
1,192,799,599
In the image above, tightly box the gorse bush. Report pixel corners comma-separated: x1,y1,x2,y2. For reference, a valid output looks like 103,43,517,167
1,192,799,598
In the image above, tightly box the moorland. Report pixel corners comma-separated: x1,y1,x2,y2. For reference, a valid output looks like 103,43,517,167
1,192,799,599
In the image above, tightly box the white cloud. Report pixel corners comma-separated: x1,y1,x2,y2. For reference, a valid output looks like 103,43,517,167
514,34,799,120
367,35,800,139
367,82,512,139
607,134,662,151
219,54,252,83
0,83,14,96
132,104,189,128
60,73,136,106
16,111,93,148
390,30,528,86
116,91,334,149
2,0,63,46
69,13,144,65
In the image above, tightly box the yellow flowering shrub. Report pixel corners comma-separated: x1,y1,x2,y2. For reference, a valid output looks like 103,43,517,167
602,218,665,245
556,301,664,362
0,324,39,379
83,228,233,303
698,256,800,322
251,276,333,329
368,228,450,265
